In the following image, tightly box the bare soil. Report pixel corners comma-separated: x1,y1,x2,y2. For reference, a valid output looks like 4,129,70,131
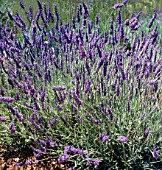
0,146,69,170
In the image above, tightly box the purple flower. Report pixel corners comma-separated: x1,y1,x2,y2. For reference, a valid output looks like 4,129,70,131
7,8,14,20
0,97,15,103
76,5,80,23
0,116,6,122
57,154,69,163
8,122,16,133
64,145,71,154
33,152,41,158
67,168,73,170
48,116,57,128
91,117,102,124
76,149,84,155
87,159,92,165
124,19,129,26
115,84,120,96
15,111,25,122
16,161,25,166
32,122,41,130
103,60,108,76
117,24,124,39
95,14,99,25
107,105,113,120
122,0,127,4
102,135,109,142
52,85,66,91
127,101,130,113
151,147,159,159
85,60,91,75
66,146,85,156
25,159,32,165
72,13,75,29
54,4,59,20
82,1,89,16
116,9,122,25
30,146,42,154
72,92,82,107
37,0,43,11
113,3,124,10
148,11,156,28
84,80,91,93
37,138,46,146
94,159,100,169
139,112,146,120
20,0,25,9
117,136,128,143
150,22,158,38
143,127,150,137
96,58,104,73
54,101,63,111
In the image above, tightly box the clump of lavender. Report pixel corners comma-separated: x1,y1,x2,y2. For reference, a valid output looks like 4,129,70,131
0,0,161,169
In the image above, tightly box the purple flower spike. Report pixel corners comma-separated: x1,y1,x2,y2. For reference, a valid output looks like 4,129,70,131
72,92,82,107
118,24,124,39
87,159,92,165
0,116,6,122
48,116,57,128
15,112,25,122
91,117,102,124
94,159,100,169
20,0,25,9
16,161,25,166
107,105,113,120
64,145,71,154
82,1,89,16
58,154,69,163
25,159,32,165
0,97,15,103
151,147,159,159
113,3,124,10
34,152,41,158
148,11,156,28
7,9,14,20
122,0,127,5
32,122,41,130
30,146,42,154
77,149,84,155
139,112,147,120
116,9,122,25
8,122,16,133
37,138,46,146
52,85,66,91
143,127,150,137
117,136,128,143
95,14,99,25
115,84,120,96
37,0,43,11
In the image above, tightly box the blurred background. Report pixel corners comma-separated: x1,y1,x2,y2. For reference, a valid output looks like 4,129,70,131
1,0,162,21
0,0,162,40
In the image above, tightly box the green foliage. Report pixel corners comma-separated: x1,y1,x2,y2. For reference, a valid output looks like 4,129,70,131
0,0,162,169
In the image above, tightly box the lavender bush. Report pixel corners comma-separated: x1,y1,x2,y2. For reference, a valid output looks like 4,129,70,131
0,0,161,169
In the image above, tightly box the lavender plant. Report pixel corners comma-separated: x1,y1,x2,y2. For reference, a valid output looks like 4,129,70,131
0,0,161,169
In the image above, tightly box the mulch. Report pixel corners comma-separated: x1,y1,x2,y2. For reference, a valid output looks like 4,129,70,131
0,146,69,170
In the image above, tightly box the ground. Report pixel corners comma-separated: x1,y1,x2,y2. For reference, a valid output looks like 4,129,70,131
0,146,69,170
